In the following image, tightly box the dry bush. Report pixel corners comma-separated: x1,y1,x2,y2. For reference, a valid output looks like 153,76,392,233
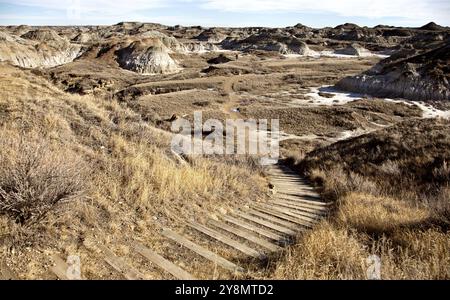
300,118,450,198
308,166,378,201
429,187,450,226
0,134,87,224
378,228,450,279
272,192,449,279
273,222,367,279
337,193,429,234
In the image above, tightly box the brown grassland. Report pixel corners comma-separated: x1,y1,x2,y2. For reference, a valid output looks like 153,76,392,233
0,50,449,279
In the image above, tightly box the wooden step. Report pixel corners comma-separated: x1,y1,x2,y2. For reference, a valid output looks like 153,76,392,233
272,183,317,189
221,215,285,241
97,244,145,280
271,183,315,189
208,219,282,252
273,197,329,209
271,183,314,188
278,192,322,201
161,228,244,274
268,173,303,177
267,171,297,175
270,178,306,182
268,173,302,177
188,222,263,258
267,174,299,178
269,172,300,175
132,241,195,280
233,210,297,236
247,209,304,231
267,169,296,172
0,260,17,280
269,203,323,220
257,204,318,224
252,205,313,228
271,199,327,215
275,194,331,207
274,187,318,195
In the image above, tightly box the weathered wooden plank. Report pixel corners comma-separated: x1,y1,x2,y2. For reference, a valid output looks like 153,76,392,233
271,182,315,189
0,260,17,280
268,173,303,177
161,228,244,273
221,215,284,241
233,211,297,236
268,172,302,176
257,204,319,224
272,184,313,189
188,222,262,258
274,188,318,195
269,177,305,181
271,199,327,216
247,209,304,231
132,241,195,280
273,184,317,190
208,219,282,252
269,203,323,220
275,194,331,207
278,191,322,200
252,205,313,228
97,244,145,280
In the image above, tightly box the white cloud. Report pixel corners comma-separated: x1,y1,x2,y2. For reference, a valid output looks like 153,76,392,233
200,0,450,24
0,0,166,15
1,0,449,26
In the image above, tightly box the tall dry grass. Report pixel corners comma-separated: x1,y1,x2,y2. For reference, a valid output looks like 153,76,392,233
272,135,450,280
0,64,267,278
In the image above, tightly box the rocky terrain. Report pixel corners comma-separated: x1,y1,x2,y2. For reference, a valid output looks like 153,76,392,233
1,22,448,102
0,29,82,68
338,39,450,101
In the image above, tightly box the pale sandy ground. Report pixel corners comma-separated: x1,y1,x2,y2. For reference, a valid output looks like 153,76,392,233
304,86,450,119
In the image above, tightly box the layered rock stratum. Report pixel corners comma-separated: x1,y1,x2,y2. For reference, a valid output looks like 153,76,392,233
1,21,449,83
337,39,450,101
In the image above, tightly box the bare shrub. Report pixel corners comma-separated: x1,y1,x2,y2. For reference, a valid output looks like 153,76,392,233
378,160,401,175
273,222,367,279
309,166,378,201
432,160,450,184
337,192,429,234
0,135,87,224
430,187,450,226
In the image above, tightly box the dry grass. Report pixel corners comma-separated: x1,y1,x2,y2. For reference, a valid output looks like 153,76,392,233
273,222,368,279
271,192,450,279
272,119,450,279
0,63,267,279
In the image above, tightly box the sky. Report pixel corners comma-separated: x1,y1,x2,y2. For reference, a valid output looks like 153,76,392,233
0,0,449,28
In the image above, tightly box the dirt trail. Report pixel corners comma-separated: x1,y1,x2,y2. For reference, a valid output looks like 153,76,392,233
221,76,243,120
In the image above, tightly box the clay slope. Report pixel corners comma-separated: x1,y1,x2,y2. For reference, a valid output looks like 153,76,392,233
0,29,82,68
337,40,450,101
222,31,316,55
115,38,179,74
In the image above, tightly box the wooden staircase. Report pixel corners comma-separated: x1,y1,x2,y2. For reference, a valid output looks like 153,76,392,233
47,164,331,280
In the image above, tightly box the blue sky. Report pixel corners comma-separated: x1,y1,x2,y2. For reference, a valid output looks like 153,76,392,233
0,0,449,28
